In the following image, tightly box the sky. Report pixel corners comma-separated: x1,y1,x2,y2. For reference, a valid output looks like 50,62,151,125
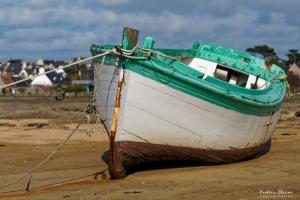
0,0,299,61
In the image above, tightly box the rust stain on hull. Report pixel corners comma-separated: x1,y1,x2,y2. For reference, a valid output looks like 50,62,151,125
109,140,271,178
109,70,126,179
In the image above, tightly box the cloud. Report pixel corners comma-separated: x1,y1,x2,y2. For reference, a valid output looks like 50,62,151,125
0,0,299,60
3,27,69,41
49,32,98,50
0,39,7,51
98,0,132,6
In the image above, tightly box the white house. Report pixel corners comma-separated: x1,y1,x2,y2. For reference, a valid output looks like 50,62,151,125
31,67,52,86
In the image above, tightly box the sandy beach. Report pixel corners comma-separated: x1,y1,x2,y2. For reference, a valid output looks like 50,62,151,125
0,96,299,199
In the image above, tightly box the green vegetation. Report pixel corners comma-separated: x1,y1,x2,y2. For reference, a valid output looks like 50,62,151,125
246,44,299,69
63,85,85,95
246,45,300,91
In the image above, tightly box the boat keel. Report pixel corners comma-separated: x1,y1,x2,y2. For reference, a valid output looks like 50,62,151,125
108,139,271,179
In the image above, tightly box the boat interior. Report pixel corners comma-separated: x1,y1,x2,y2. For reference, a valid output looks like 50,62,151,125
181,57,269,90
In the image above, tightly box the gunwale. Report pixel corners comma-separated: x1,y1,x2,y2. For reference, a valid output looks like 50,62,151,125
91,43,286,116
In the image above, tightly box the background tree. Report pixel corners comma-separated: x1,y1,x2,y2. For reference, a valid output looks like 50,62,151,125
246,44,277,58
246,44,287,71
286,49,300,65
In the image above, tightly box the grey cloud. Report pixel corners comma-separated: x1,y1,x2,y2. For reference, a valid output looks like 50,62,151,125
49,32,98,50
98,0,132,6
0,0,299,60
3,27,69,41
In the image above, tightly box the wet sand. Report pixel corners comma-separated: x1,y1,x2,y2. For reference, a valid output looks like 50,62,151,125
0,97,299,199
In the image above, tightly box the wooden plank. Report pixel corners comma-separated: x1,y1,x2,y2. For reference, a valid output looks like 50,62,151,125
122,27,139,50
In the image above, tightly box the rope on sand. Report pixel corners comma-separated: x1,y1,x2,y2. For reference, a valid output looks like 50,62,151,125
0,52,112,191
0,117,84,191
0,46,146,191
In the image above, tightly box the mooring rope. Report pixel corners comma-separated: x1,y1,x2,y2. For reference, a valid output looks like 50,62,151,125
0,48,147,90
0,51,111,90
0,46,146,191
0,117,85,191
0,52,112,191
140,48,181,61
91,55,111,139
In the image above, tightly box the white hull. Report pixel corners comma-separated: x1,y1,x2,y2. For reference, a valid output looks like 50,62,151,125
96,64,280,150
95,64,281,178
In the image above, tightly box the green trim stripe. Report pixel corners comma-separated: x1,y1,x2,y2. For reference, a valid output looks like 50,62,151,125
90,44,286,116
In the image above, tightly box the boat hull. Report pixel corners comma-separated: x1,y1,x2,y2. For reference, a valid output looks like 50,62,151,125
95,63,281,178
115,139,271,166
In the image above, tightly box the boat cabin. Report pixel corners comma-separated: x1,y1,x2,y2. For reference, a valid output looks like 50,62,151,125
181,57,269,90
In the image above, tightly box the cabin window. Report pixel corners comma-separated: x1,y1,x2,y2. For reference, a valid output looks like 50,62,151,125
181,57,269,90
213,64,270,89
214,65,249,88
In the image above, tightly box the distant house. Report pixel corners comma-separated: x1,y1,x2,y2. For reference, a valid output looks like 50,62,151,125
36,59,66,70
0,71,14,95
288,62,300,88
0,60,17,89
31,67,52,86
54,60,66,67
31,67,69,86
47,70,69,85
71,57,85,62
11,75,31,88
36,59,55,69
24,66,36,77
36,59,44,66
31,59,69,87
0,57,95,96
1,59,26,74
0,75,5,94
0,59,33,78
1,71,14,85
0,59,34,90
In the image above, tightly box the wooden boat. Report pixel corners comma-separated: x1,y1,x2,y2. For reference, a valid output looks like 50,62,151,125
91,28,286,178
